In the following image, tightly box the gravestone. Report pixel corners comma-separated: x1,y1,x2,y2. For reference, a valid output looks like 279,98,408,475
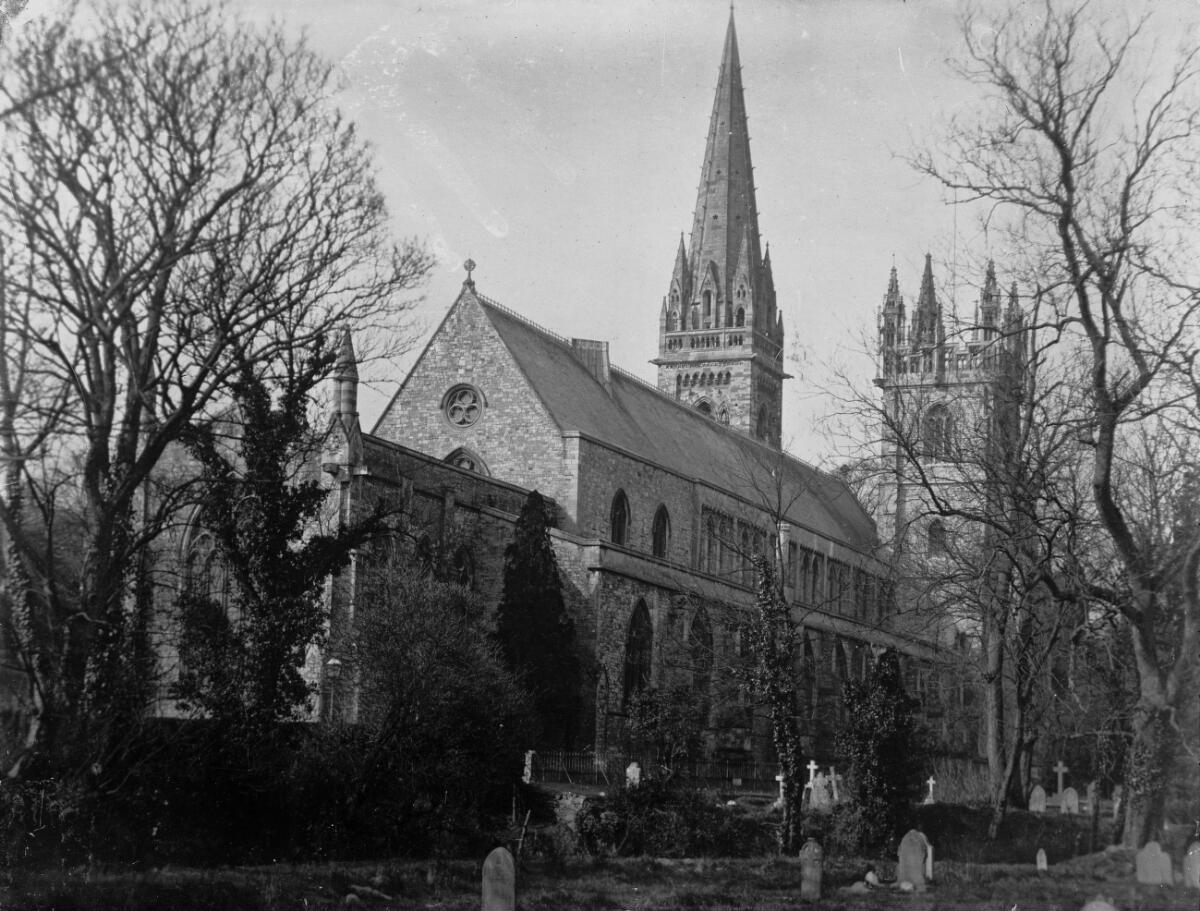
828,766,840,802
1059,786,1080,815
1084,781,1097,813
775,773,785,808
522,750,534,785
1182,841,1200,890
798,837,823,900
923,775,936,805
1135,840,1173,886
1079,897,1118,911
897,829,928,892
481,847,515,911
1029,784,1047,813
924,835,934,882
625,761,641,787
1036,848,1048,872
1111,785,1123,821
809,773,832,812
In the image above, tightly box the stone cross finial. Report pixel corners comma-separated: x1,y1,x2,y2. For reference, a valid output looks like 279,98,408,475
806,759,819,783
463,258,476,289
1052,760,1068,794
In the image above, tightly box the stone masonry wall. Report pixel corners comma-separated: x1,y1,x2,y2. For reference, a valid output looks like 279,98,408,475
372,293,577,529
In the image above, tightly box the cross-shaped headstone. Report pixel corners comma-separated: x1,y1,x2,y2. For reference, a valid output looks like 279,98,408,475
924,776,936,803
806,760,820,784
1052,760,1069,794
775,773,785,804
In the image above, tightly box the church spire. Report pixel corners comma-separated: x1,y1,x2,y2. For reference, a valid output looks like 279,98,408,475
654,11,785,448
687,7,763,318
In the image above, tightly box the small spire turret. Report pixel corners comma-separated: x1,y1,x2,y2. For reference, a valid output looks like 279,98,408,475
978,260,1001,340
334,328,358,417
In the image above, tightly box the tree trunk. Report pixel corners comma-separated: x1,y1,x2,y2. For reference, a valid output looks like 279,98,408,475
982,600,1005,793
1122,704,1173,847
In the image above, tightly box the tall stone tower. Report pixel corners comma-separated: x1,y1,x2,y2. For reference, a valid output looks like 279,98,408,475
874,256,1026,550
653,11,786,447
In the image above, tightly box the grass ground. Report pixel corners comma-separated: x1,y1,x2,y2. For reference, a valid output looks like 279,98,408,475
5,850,1199,910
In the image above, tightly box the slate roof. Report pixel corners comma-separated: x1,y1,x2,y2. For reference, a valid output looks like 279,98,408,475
473,291,877,552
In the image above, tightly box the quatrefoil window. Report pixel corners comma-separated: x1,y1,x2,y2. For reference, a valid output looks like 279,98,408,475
443,384,484,427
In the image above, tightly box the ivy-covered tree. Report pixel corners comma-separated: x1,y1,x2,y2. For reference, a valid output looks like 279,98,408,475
746,557,805,853
835,648,925,852
494,490,581,749
174,350,386,725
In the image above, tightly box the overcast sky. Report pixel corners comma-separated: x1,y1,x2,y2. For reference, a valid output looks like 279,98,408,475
16,0,1199,464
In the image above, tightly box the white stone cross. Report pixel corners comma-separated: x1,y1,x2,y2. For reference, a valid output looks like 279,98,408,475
925,776,936,803
806,760,820,784
775,773,786,806
1052,760,1069,794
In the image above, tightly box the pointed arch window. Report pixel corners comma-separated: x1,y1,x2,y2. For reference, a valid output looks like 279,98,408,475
755,404,768,440
690,305,700,330
689,608,713,703
451,545,475,588
922,404,954,460
801,633,817,719
666,310,678,332
927,519,948,555
651,505,671,558
696,399,712,416
184,530,235,618
623,601,653,705
716,404,730,425
735,307,745,327
610,489,630,546
415,535,435,577
445,447,489,476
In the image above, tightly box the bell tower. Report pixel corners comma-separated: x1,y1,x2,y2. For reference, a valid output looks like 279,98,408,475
653,10,786,447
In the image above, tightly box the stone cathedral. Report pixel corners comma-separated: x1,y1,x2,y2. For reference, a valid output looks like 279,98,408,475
165,11,1019,761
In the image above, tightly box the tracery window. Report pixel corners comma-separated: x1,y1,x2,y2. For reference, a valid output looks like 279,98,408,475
185,531,235,616
735,307,745,327
922,403,954,459
444,447,489,476
442,384,484,428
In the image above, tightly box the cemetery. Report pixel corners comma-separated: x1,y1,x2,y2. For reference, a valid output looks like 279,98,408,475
6,746,1198,910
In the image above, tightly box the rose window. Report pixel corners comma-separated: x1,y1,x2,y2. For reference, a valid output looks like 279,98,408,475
443,385,483,427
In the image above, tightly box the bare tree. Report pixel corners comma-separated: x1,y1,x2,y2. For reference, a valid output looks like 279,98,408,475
914,0,1200,845
0,0,432,778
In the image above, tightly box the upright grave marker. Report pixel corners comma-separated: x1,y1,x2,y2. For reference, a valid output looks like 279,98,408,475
1052,760,1069,795
1059,786,1079,815
1028,784,1047,813
481,847,515,911
897,829,929,892
798,838,823,900
1134,840,1173,886
1182,841,1200,890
